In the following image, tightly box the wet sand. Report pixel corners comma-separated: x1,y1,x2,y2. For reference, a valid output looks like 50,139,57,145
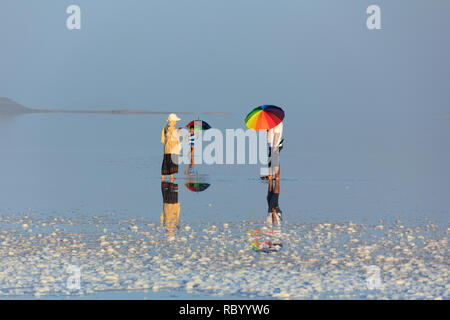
0,211,447,299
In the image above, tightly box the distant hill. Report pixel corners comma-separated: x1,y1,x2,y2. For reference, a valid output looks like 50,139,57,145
0,97,33,114
0,97,228,116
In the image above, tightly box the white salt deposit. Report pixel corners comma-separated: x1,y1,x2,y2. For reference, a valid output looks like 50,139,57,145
0,212,448,299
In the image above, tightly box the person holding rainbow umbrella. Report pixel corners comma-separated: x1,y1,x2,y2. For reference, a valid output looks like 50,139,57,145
245,105,285,181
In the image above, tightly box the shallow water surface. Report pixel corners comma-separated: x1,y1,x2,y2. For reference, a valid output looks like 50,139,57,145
0,113,449,299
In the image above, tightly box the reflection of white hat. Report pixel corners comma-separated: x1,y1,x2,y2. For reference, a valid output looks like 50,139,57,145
167,113,181,122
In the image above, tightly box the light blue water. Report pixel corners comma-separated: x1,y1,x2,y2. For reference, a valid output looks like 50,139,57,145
0,112,449,225
0,112,449,299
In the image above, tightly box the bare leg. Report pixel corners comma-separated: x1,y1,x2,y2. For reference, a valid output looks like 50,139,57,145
272,208,278,225
275,166,280,180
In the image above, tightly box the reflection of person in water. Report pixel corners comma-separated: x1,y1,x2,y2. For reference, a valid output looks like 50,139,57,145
184,125,197,175
160,182,180,241
265,178,282,226
251,178,282,252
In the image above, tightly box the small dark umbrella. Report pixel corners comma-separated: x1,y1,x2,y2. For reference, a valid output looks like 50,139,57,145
184,182,211,192
185,120,211,130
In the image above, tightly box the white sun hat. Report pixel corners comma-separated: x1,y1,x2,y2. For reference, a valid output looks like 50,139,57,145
167,113,181,122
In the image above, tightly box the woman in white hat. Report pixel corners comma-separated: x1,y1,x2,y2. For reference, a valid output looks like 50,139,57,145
161,113,182,182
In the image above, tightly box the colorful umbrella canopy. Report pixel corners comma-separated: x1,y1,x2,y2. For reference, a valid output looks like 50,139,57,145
185,182,211,192
245,105,284,131
185,120,211,130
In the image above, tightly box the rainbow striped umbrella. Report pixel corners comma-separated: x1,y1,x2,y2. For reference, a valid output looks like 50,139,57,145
245,105,284,131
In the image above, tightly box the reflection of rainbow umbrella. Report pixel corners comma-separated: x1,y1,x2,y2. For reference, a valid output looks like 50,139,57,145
185,182,210,192
251,240,282,252
185,120,211,130
245,105,284,131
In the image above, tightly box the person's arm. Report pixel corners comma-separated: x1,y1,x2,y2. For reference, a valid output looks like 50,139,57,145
161,127,166,144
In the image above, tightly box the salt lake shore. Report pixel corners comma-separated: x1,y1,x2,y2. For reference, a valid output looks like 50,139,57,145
0,211,448,299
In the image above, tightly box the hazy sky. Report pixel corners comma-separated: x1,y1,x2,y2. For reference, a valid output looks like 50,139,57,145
0,0,449,115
